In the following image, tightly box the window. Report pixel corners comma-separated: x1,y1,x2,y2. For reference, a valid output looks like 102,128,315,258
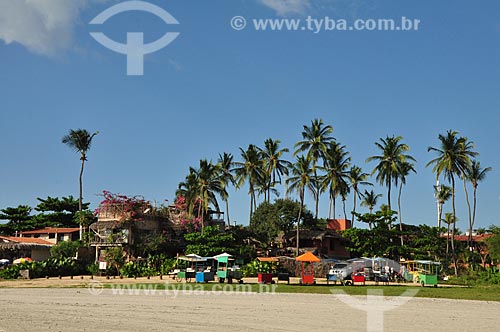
49,233,55,239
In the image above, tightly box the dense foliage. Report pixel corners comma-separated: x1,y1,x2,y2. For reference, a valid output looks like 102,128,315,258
184,225,236,257
249,199,313,244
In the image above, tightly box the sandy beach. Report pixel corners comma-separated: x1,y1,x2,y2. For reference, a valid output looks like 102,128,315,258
1,279,499,332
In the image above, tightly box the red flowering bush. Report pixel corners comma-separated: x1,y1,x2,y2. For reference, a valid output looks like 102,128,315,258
95,190,150,222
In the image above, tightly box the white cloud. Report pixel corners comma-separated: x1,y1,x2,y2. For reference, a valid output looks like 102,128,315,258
259,0,311,16
0,0,90,56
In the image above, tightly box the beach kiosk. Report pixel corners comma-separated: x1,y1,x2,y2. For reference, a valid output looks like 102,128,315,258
256,257,278,284
400,260,440,287
177,254,206,282
214,253,243,284
296,252,321,285
415,260,441,287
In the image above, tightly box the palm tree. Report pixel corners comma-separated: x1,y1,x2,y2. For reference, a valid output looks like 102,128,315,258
466,160,492,246
62,128,98,240
348,165,372,225
286,156,314,256
434,184,452,228
442,212,457,273
319,142,351,219
176,170,199,217
397,161,416,245
361,190,382,214
178,159,226,232
294,118,334,219
261,138,292,202
217,152,235,228
234,144,265,222
427,130,478,276
367,136,415,211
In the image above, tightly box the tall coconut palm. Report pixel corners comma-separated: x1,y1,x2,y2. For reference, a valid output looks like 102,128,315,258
197,159,226,232
286,156,314,256
234,145,265,222
361,190,382,214
466,160,492,246
62,128,98,240
434,184,452,228
427,130,478,276
397,161,416,245
319,142,351,219
176,170,200,217
366,135,415,211
217,152,235,228
261,138,292,203
348,165,372,225
179,159,226,232
294,118,334,220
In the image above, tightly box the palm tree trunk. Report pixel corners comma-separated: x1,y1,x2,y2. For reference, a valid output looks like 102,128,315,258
314,169,319,220
451,175,458,276
225,200,231,228
296,191,304,257
438,203,443,229
333,195,336,220
463,178,472,249
342,199,347,221
369,207,373,230
387,177,392,211
249,190,253,224
328,193,333,220
352,190,357,225
79,156,85,240
398,183,404,246
472,186,478,241
446,221,450,272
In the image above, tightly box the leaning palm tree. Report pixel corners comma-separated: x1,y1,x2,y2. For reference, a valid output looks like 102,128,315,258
286,156,315,256
348,165,372,225
366,135,415,211
466,160,492,246
233,144,265,222
319,142,351,219
261,138,292,202
294,118,334,220
434,184,452,228
217,152,235,227
62,129,98,240
397,161,416,245
427,130,478,276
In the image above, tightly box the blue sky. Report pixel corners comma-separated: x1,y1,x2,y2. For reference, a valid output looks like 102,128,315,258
0,0,499,230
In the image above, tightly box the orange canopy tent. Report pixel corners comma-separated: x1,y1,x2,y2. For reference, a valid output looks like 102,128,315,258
295,252,320,285
295,252,321,263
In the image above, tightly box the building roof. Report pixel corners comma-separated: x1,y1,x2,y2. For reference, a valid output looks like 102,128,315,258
0,236,54,249
452,234,493,242
20,227,80,235
286,228,343,241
